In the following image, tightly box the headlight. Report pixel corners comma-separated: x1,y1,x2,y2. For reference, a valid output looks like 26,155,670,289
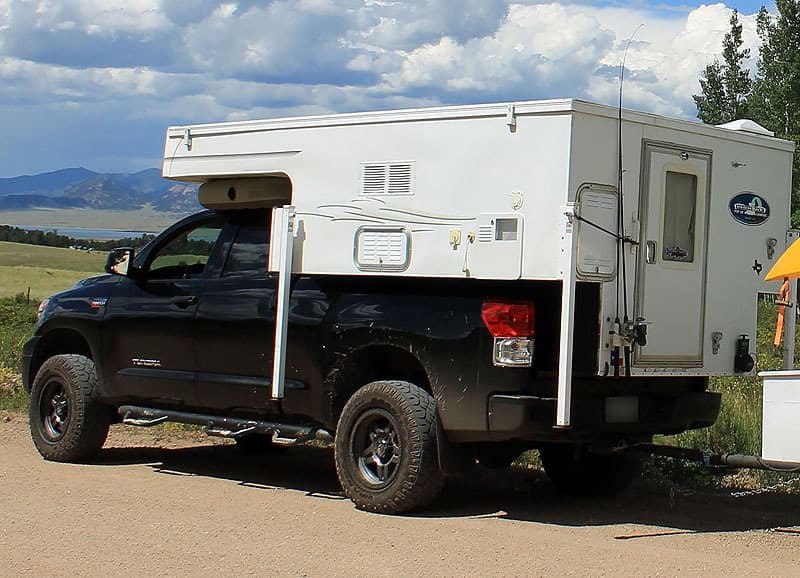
37,298,51,320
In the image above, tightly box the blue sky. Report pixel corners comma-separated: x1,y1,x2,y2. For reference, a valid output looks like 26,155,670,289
0,1,775,178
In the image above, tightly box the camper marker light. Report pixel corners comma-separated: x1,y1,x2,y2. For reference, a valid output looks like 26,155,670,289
481,301,535,367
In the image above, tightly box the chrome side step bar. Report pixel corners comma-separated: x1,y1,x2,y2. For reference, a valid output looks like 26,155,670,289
119,405,332,446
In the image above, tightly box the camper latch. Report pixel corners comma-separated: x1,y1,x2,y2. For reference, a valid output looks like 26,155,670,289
506,104,517,132
767,237,778,259
711,331,723,355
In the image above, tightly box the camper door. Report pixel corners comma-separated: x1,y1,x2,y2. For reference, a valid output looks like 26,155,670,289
634,143,711,367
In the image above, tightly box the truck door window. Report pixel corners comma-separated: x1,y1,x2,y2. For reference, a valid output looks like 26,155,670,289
148,223,225,279
662,171,697,263
222,224,269,278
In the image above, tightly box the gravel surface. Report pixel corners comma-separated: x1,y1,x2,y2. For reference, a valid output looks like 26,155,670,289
1,411,799,576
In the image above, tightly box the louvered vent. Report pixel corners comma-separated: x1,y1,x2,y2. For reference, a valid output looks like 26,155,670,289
362,164,388,195
580,256,614,275
361,162,415,196
582,192,616,211
478,225,494,243
355,227,411,271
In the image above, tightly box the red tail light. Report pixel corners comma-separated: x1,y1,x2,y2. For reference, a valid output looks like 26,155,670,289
481,301,535,337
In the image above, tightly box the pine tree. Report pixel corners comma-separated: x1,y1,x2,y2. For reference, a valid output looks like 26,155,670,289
750,0,800,224
693,9,752,124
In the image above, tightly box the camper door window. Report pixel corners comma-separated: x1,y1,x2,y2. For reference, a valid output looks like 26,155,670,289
662,171,697,263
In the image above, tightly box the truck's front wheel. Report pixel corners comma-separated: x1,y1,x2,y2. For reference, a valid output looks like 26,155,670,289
29,354,111,462
335,380,443,514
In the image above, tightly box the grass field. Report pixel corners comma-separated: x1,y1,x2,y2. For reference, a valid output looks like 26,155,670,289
0,241,105,300
0,295,37,409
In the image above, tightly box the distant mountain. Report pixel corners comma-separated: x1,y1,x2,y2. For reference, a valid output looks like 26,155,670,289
153,183,203,212
115,168,171,197
0,168,98,196
0,167,201,213
62,176,150,210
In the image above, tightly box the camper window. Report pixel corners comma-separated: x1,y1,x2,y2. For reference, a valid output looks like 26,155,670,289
662,171,697,263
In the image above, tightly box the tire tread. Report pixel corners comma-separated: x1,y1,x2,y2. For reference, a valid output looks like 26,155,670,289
29,354,110,462
335,380,443,514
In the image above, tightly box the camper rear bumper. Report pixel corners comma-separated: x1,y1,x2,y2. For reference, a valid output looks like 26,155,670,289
487,391,721,441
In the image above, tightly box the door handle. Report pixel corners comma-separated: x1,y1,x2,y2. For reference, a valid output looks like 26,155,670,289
172,296,198,308
646,241,657,264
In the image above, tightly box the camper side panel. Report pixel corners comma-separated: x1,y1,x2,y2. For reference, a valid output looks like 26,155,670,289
165,112,573,281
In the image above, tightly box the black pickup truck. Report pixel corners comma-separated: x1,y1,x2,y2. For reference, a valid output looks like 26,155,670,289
22,208,720,513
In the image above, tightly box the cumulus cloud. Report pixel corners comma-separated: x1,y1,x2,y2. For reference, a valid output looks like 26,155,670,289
353,0,509,49
0,0,768,175
587,3,760,116
0,0,177,68
383,4,615,100
181,1,371,84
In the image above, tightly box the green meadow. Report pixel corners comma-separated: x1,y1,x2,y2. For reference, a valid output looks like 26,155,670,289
0,241,106,300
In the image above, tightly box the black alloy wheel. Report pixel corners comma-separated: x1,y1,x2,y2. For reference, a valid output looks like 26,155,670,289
335,380,443,514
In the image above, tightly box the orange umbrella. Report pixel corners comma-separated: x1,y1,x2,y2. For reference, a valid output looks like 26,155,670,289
766,237,800,281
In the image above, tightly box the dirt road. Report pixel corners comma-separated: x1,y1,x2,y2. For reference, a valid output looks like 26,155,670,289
1,412,799,577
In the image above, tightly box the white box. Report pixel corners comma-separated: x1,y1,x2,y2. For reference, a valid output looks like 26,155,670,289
760,371,800,463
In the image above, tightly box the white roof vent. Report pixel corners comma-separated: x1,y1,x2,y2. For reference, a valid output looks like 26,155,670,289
716,119,774,137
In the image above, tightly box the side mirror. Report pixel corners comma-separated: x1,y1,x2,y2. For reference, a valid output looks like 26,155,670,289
105,247,135,276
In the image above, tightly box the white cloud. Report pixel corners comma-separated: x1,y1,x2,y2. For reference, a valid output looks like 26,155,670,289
374,2,760,117
0,0,770,175
181,0,365,84
352,0,509,49
589,3,760,116
11,0,171,36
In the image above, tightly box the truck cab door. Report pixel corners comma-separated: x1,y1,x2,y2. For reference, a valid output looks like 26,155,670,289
103,214,226,408
634,143,711,367
194,211,330,421
194,213,277,413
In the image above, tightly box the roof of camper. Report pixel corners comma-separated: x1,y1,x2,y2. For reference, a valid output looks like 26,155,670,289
166,98,795,152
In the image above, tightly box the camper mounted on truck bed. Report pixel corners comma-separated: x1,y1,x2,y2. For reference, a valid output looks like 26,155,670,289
22,99,795,513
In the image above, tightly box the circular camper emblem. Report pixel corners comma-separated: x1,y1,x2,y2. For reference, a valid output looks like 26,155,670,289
729,192,770,226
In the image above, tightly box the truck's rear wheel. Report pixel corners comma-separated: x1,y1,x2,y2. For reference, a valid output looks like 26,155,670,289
29,354,110,462
539,444,640,496
335,380,443,514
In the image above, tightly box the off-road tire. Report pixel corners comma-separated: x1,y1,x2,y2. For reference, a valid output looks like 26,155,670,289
335,380,443,514
539,444,640,496
29,354,111,462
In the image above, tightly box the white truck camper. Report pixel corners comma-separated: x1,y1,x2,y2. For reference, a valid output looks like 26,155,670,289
162,98,800,477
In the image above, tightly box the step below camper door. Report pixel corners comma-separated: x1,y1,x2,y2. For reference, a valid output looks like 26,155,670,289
634,143,711,367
